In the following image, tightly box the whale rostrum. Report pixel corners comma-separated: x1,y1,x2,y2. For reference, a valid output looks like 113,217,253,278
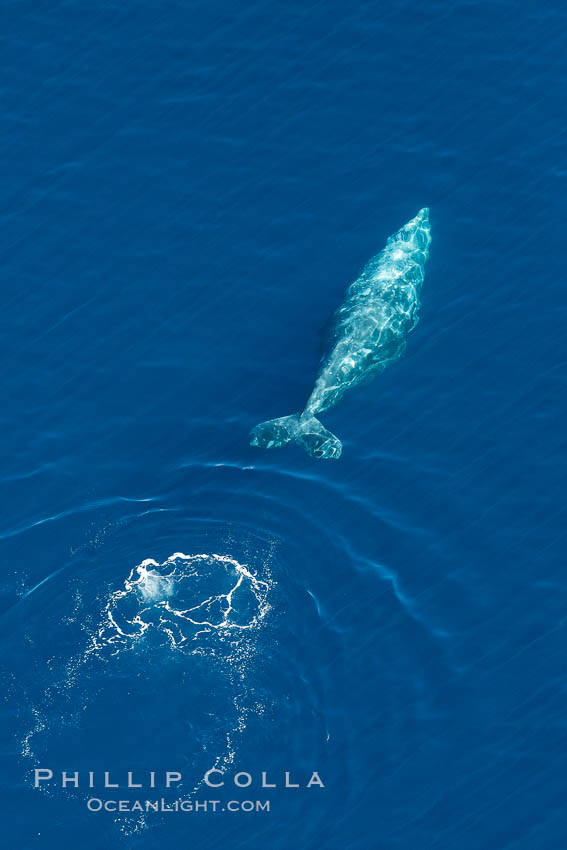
250,208,431,459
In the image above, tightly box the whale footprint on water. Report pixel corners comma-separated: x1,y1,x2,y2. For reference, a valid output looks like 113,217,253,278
250,208,432,459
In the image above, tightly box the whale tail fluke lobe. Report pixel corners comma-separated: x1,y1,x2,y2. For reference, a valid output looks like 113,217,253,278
250,414,342,460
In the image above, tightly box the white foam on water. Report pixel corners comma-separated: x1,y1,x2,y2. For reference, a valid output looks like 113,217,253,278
90,552,271,654
22,549,275,835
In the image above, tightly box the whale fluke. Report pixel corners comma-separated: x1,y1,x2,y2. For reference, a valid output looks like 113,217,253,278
250,413,342,459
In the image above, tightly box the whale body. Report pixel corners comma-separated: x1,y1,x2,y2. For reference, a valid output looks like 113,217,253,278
250,208,431,459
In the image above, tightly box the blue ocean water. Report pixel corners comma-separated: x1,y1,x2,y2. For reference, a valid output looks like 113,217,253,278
1,1,566,847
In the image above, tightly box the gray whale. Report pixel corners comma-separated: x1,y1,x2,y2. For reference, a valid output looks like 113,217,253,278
250,208,431,459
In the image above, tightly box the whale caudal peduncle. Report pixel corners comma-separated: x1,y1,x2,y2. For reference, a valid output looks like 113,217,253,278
250,208,431,460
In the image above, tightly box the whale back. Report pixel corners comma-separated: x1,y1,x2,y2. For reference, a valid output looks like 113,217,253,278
329,209,431,351
303,210,431,417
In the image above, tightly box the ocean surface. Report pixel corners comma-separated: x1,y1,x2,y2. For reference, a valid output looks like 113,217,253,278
1,2,566,848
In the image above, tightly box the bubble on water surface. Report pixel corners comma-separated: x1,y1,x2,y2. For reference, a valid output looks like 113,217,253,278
90,552,271,655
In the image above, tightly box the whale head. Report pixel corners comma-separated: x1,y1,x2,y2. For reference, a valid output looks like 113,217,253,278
390,208,431,253
409,207,429,229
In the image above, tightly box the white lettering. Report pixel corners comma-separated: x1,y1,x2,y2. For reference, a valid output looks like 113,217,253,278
285,772,299,788
261,772,276,788
165,771,182,788
62,772,79,788
104,772,118,788
127,772,142,788
34,769,52,787
204,769,224,788
307,771,325,788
